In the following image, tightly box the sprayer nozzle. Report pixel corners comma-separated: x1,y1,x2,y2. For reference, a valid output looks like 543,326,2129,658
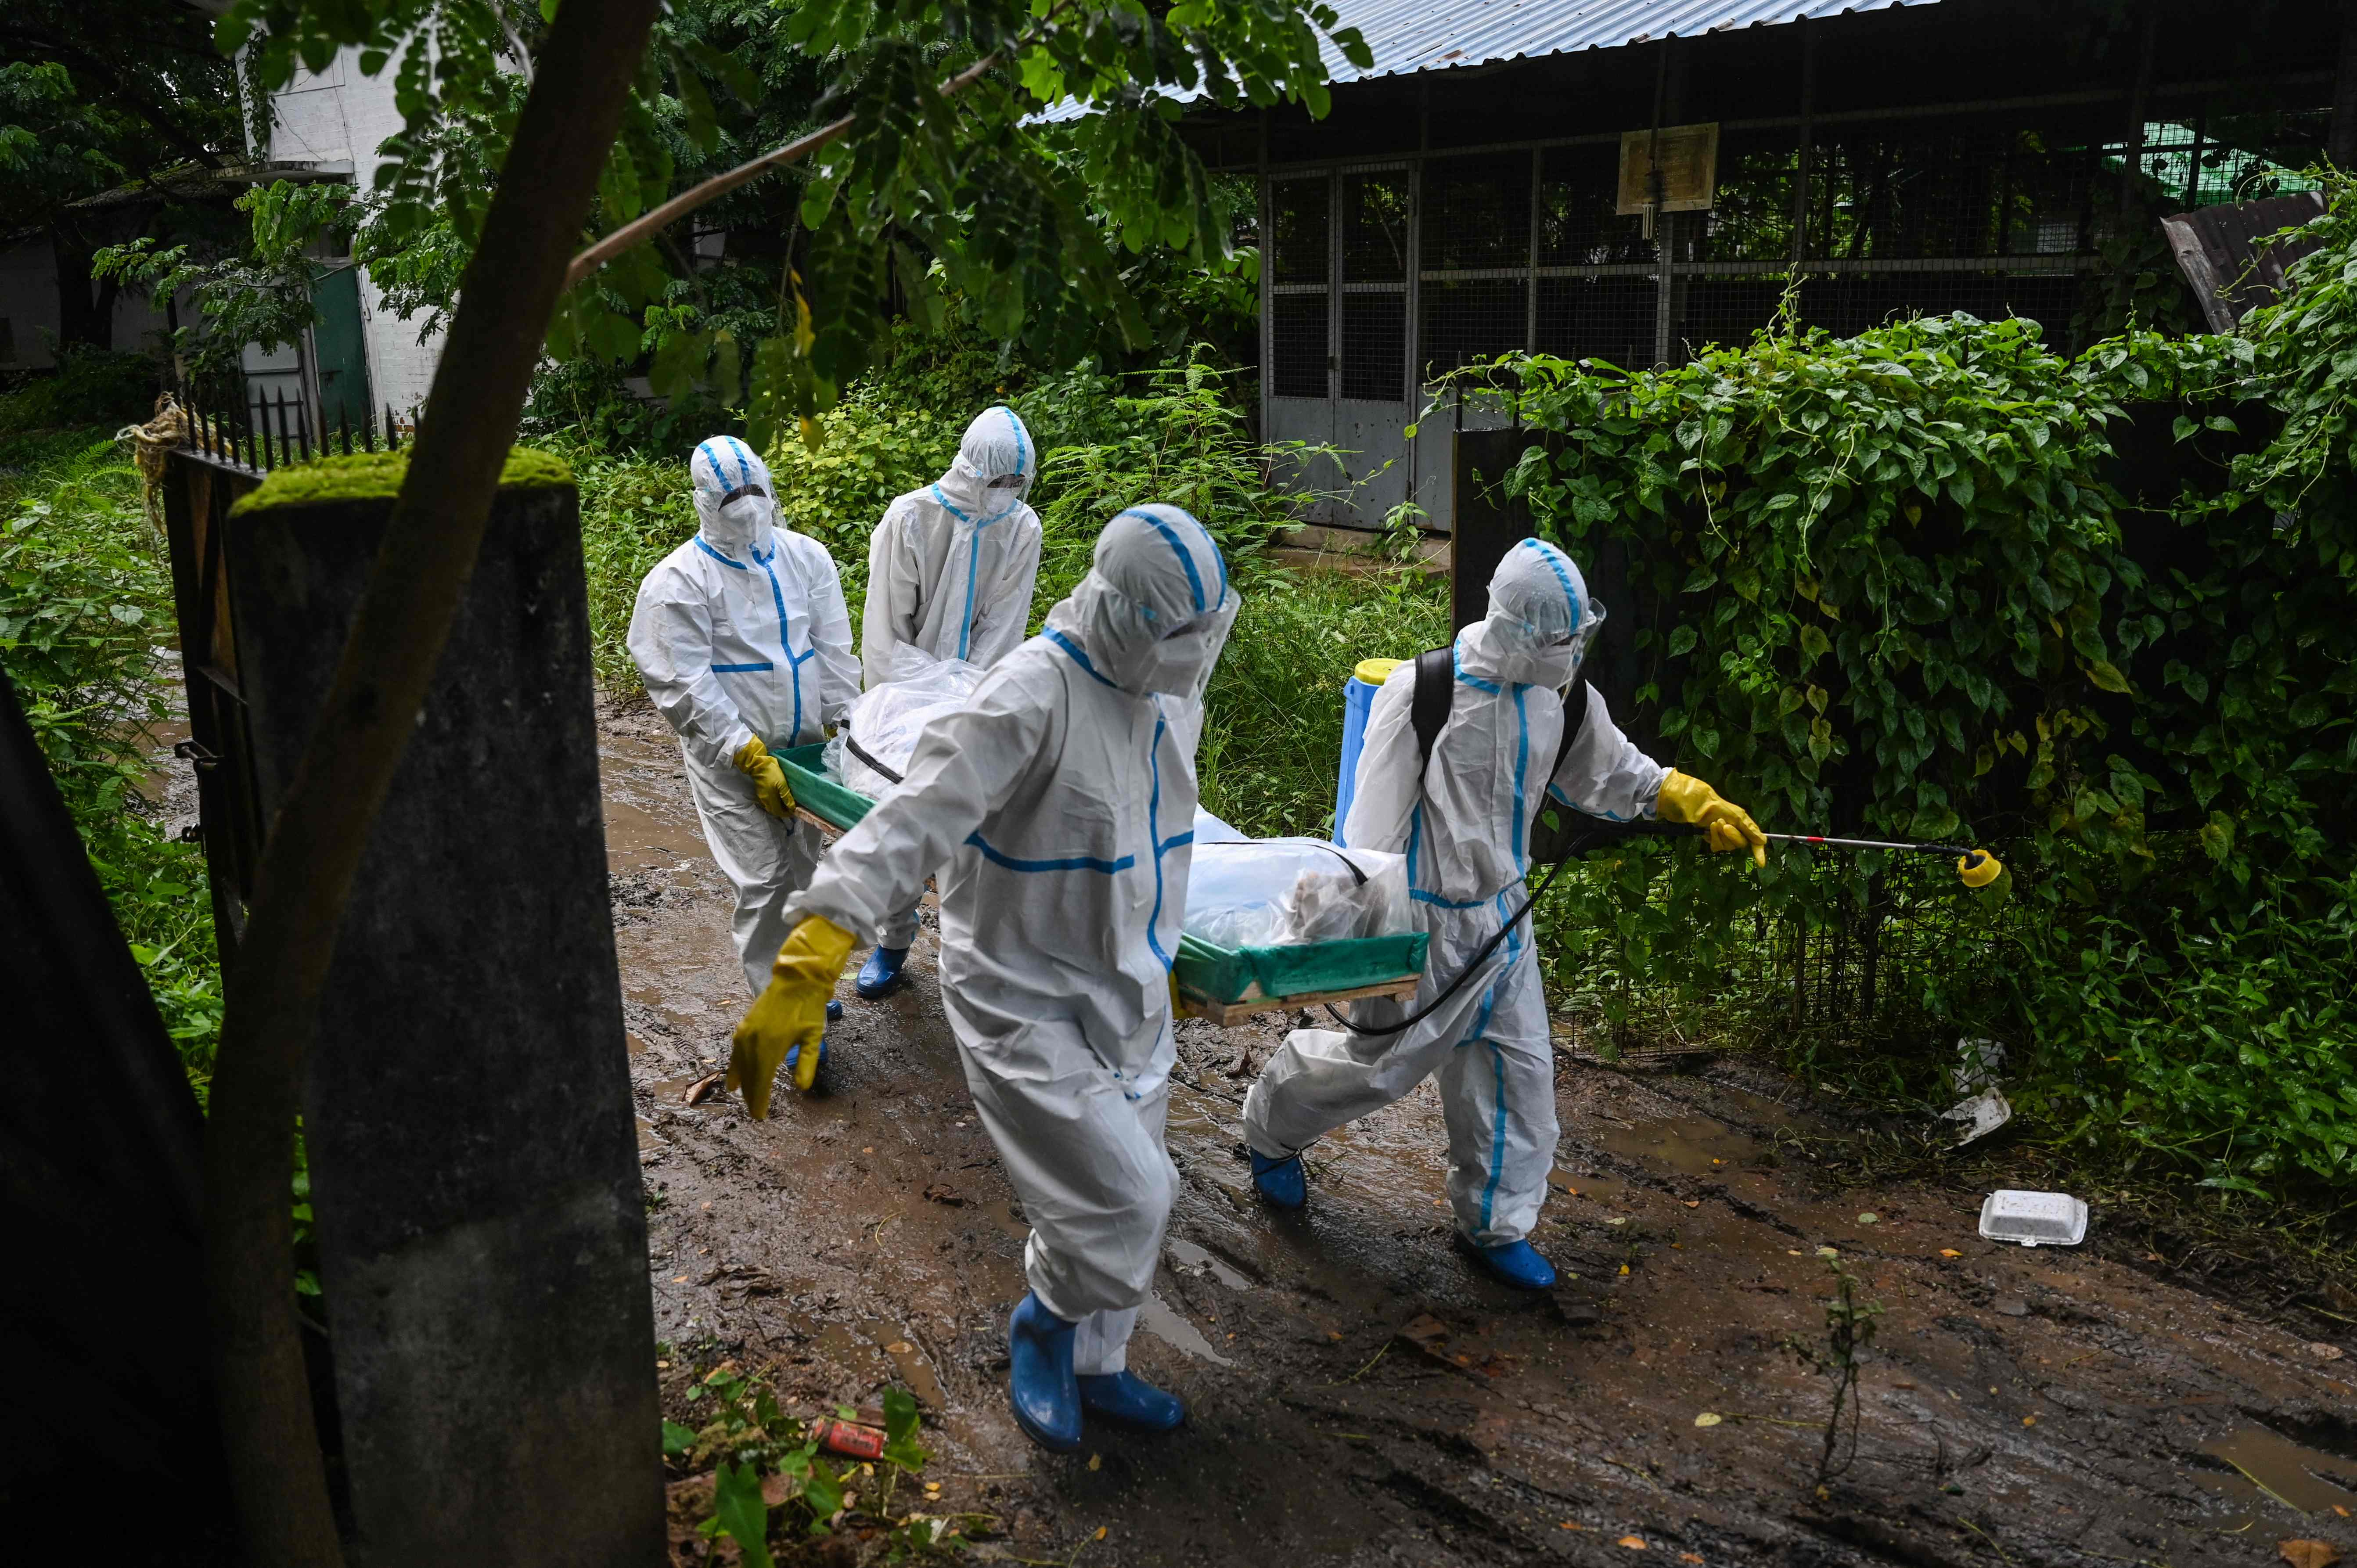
1957,851,2003,888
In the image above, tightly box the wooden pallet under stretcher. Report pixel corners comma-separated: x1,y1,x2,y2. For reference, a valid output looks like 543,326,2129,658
1177,975,1419,1028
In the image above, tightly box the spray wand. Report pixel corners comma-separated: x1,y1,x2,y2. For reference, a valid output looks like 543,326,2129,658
1326,823,2002,1039
1754,831,2003,887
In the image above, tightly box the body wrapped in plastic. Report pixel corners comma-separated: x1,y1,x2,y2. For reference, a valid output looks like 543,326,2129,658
1182,839,1408,950
826,646,985,798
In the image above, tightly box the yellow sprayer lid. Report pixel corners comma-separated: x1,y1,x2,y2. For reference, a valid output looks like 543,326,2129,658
1353,657,1407,687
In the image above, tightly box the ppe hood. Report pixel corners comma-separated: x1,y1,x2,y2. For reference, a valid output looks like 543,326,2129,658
691,435,778,555
932,405,1036,525
1044,504,1236,698
1459,537,1605,689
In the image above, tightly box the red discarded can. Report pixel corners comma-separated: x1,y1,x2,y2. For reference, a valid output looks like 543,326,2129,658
812,1420,885,1461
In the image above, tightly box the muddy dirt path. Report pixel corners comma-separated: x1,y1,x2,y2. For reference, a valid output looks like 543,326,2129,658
600,700,2357,1568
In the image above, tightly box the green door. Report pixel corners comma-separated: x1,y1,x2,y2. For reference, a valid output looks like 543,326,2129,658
310,264,374,434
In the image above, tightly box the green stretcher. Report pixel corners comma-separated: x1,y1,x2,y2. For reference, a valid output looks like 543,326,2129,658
778,744,1429,1022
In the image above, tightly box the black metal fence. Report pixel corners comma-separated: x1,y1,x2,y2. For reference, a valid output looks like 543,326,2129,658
166,366,414,472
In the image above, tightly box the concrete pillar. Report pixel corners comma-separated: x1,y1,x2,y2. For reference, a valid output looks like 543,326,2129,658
225,457,661,1567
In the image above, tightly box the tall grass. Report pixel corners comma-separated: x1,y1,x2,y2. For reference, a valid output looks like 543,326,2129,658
0,431,221,1100
1200,562,1446,836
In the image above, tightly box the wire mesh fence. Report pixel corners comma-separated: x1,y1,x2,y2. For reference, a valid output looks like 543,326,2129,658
1537,849,2022,1063
1264,99,2331,402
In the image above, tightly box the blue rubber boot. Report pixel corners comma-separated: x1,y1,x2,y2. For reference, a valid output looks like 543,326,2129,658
1006,1294,1083,1452
1462,1236,1557,1290
856,945,909,999
783,1033,829,1082
1249,1150,1306,1209
1077,1371,1185,1432
825,999,843,1024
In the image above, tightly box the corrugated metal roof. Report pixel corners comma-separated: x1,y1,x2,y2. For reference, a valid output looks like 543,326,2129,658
1312,0,1931,80
1035,0,1938,121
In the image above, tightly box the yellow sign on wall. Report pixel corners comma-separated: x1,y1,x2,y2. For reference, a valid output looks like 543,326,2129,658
1617,123,1720,214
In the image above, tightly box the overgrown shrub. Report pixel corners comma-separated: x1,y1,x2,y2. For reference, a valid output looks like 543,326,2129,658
0,349,160,446
2011,874,2356,1194
0,433,221,1098
1026,352,1336,610
1496,268,2357,1194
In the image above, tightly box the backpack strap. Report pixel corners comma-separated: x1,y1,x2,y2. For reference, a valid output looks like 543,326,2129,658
1414,648,1592,784
1548,674,1590,791
1410,644,1454,770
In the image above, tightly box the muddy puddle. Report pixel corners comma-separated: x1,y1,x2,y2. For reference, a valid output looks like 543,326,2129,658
2199,1424,2357,1519
594,696,2357,1566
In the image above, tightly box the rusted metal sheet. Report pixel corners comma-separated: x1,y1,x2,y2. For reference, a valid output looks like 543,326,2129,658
2160,192,2328,332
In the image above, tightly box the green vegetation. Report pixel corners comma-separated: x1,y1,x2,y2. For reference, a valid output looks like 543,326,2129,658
0,348,159,451
1202,561,1445,837
662,1361,964,1562
1782,1248,1886,1490
1500,236,2356,1197
0,430,221,1099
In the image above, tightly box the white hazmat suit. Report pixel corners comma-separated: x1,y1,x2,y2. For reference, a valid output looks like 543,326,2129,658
788,504,1236,1375
1242,539,1667,1247
628,435,860,994
859,406,1045,953
861,405,1045,684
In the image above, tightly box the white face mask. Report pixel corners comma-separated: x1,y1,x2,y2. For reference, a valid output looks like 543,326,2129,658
714,491,771,542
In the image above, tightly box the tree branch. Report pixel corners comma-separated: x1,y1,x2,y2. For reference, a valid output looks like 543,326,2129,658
200,1,665,1562
562,0,1082,294
0,27,232,171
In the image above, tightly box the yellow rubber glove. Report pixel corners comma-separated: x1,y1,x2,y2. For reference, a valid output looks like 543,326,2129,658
1656,770,1768,868
729,915,856,1116
733,735,795,820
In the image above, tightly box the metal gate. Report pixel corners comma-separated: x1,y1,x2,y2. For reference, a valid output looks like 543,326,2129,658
157,379,413,960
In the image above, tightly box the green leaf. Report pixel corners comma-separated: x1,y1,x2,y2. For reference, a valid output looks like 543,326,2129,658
711,1461,774,1568
2199,812,2235,863
648,329,708,404
802,1460,843,1521
881,1387,927,1470
2087,660,2130,694
661,1419,698,1457
882,1387,920,1446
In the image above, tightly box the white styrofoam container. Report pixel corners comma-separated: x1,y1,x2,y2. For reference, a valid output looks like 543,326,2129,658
1978,1189,2087,1247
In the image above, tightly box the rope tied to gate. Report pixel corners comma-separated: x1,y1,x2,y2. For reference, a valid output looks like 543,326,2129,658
119,392,191,554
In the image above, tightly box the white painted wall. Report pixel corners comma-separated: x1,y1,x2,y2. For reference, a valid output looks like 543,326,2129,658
264,47,442,414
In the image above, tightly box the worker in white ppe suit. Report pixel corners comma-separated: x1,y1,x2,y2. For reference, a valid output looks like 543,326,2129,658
727,504,1237,1452
1241,538,1766,1290
853,404,1045,999
627,435,860,1010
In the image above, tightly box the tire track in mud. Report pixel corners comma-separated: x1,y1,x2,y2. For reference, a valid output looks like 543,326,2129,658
597,699,2357,1567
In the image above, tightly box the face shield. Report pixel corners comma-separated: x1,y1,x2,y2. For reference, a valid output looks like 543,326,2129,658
1042,504,1236,698
1483,538,1601,689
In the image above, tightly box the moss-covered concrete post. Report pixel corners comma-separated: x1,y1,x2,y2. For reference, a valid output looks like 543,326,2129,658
225,451,661,1566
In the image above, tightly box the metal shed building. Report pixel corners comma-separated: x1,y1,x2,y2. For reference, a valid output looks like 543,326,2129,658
1163,0,2350,529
